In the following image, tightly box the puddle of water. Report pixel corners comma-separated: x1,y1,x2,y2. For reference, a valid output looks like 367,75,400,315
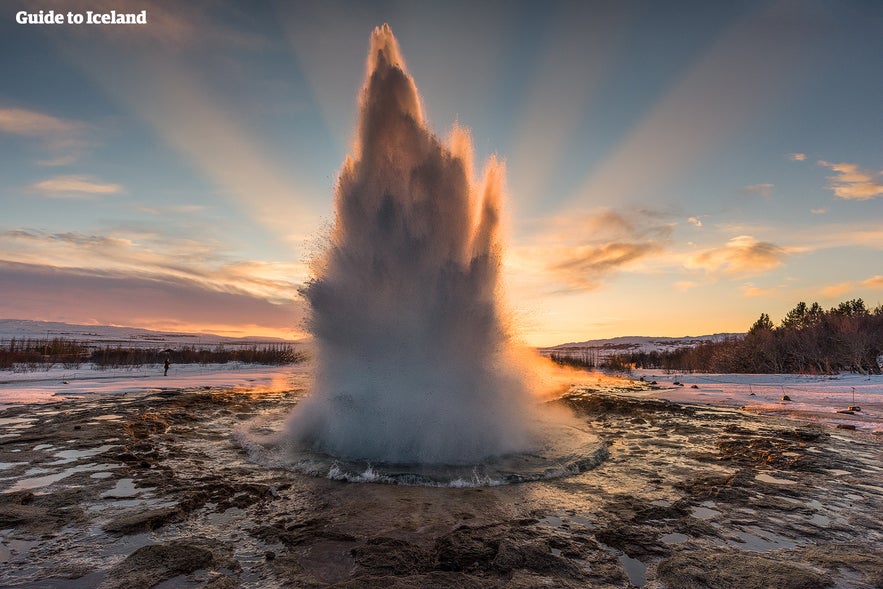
537,515,564,528
618,553,646,587
691,506,719,520
0,462,26,471
810,513,830,526
4,463,108,493
204,507,245,526
33,444,55,451
0,417,36,426
755,473,797,485
23,467,54,476
0,537,39,564
47,445,116,465
93,415,123,421
88,498,148,511
730,527,798,552
90,472,114,479
660,532,690,544
101,478,143,499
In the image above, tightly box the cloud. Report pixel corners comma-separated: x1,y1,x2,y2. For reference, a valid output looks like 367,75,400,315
30,175,123,197
0,227,307,305
812,276,883,301
741,283,783,297
789,153,807,161
688,216,703,227
0,108,82,137
861,275,883,288
0,260,305,339
674,280,698,292
818,160,883,200
810,208,827,215
549,242,664,289
820,282,853,299
513,209,673,291
742,183,774,197
686,235,786,275
0,107,88,163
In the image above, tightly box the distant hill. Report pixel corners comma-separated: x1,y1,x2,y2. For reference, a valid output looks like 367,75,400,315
0,319,299,348
540,334,743,359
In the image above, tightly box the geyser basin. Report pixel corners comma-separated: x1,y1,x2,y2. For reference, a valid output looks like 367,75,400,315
238,413,607,487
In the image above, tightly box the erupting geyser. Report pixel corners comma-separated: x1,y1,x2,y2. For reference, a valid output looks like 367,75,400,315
236,24,605,484
288,24,534,464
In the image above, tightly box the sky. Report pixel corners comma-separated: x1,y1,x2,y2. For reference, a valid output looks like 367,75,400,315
1,0,881,346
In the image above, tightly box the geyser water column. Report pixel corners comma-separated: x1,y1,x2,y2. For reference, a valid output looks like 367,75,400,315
287,24,536,465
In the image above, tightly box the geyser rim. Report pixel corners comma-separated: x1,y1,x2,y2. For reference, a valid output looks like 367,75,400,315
240,419,609,488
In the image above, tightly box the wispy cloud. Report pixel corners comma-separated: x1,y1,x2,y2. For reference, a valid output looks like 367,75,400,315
810,208,827,215
0,227,307,304
512,209,672,292
820,282,854,299
788,153,807,161
812,275,883,301
674,280,698,292
0,260,305,339
0,107,88,164
0,107,81,137
30,175,123,198
688,216,703,227
741,283,783,297
818,160,883,200
686,235,786,275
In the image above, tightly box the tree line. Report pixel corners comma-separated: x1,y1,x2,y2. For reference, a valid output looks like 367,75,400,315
552,298,883,375
0,338,306,371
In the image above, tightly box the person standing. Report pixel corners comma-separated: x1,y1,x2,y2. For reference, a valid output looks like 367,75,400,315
164,357,171,376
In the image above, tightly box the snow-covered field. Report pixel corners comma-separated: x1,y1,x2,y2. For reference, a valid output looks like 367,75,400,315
2,360,881,435
0,363,311,406
628,369,883,434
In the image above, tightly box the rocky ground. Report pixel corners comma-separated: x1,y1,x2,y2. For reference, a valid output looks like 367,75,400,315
1,383,882,588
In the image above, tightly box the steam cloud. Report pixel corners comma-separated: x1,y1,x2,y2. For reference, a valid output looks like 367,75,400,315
286,24,535,464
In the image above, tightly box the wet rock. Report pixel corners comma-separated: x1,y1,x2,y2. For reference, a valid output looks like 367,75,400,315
595,525,668,557
435,525,499,571
715,436,817,470
98,539,235,589
201,574,238,588
799,543,883,587
252,517,357,547
330,571,491,588
657,548,832,589
351,536,433,574
0,492,85,532
675,470,752,501
779,427,828,442
836,424,856,430
103,506,184,534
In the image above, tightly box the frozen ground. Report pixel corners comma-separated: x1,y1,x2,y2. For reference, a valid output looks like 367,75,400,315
0,363,311,406
1,379,881,588
627,369,883,434
2,363,882,435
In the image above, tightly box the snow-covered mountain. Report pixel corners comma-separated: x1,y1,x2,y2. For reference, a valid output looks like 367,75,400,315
0,319,298,348
541,333,743,358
